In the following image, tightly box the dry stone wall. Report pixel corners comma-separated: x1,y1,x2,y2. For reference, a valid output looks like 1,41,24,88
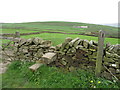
14,37,56,62
13,37,120,80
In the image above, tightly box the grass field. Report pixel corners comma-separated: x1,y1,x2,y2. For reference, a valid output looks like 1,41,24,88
2,61,119,88
2,21,118,38
21,33,119,45
2,29,39,34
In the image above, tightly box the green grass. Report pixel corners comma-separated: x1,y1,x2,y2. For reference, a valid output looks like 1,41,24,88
1,21,119,45
1,39,11,44
2,21,118,38
2,29,39,33
21,33,119,46
2,61,119,88
1,32,119,46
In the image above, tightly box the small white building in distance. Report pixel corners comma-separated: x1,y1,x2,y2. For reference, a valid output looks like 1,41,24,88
73,26,88,28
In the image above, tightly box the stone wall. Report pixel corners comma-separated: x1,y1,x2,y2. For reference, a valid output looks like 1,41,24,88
14,37,56,62
13,37,120,80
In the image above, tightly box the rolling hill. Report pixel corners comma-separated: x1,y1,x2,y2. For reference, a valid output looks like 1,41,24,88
2,21,119,38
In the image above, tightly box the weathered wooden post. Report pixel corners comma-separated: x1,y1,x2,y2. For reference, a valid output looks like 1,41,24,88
95,30,105,77
15,31,20,38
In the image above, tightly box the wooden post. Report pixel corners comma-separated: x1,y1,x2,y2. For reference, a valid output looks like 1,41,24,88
15,31,20,38
95,30,105,76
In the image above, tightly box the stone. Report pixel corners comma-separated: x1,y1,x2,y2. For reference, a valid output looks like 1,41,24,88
29,45,38,51
41,40,52,46
66,49,71,54
61,60,67,65
101,66,106,72
76,45,88,52
109,68,116,74
22,48,28,53
106,52,120,59
75,49,86,59
105,52,114,58
93,41,98,46
18,47,23,52
73,39,81,47
49,46,56,50
29,45,38,49
71,47,76,53
116,69,120,74
29,63,43,71
116,74,120,80
88,45,97,50
13,38,21,43
110,63,119,69
19,38,27,46
107,45,114,53
103,62,110,66
88,40,97,50
61,42,69,51
83,40,89,48
48,46,56,52
113,58,119,62
65,37,72,42
103,57,115,63
112,44,120,53
64,55,73,63
41,52,57,64
114,54,120,59
26,38,34,45
33,37,43,45
105,43,111,51
69,37,80,47
79,39,84,46
14,43,19,47
69,66,75,72
14,47,18,52
56,44,62,50
34,51,43,58
115,62,119,68
89,40,94,45
86,50,93,55
92,51,97,56
64,44,70,50
76,45,83,49
89,53,97,59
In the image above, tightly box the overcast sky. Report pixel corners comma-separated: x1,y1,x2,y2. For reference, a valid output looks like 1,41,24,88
0,0,119,24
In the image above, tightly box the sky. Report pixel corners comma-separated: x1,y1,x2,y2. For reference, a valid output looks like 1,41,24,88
0,0,119,24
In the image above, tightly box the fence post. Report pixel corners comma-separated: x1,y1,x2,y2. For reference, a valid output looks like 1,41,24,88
15,31,20,38
95,30,105,77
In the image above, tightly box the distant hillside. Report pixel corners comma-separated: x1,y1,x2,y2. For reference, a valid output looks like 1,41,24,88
2,21,119,38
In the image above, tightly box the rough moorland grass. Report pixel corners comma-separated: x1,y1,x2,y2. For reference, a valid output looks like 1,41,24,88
2,61,119,88
21,33,119,45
